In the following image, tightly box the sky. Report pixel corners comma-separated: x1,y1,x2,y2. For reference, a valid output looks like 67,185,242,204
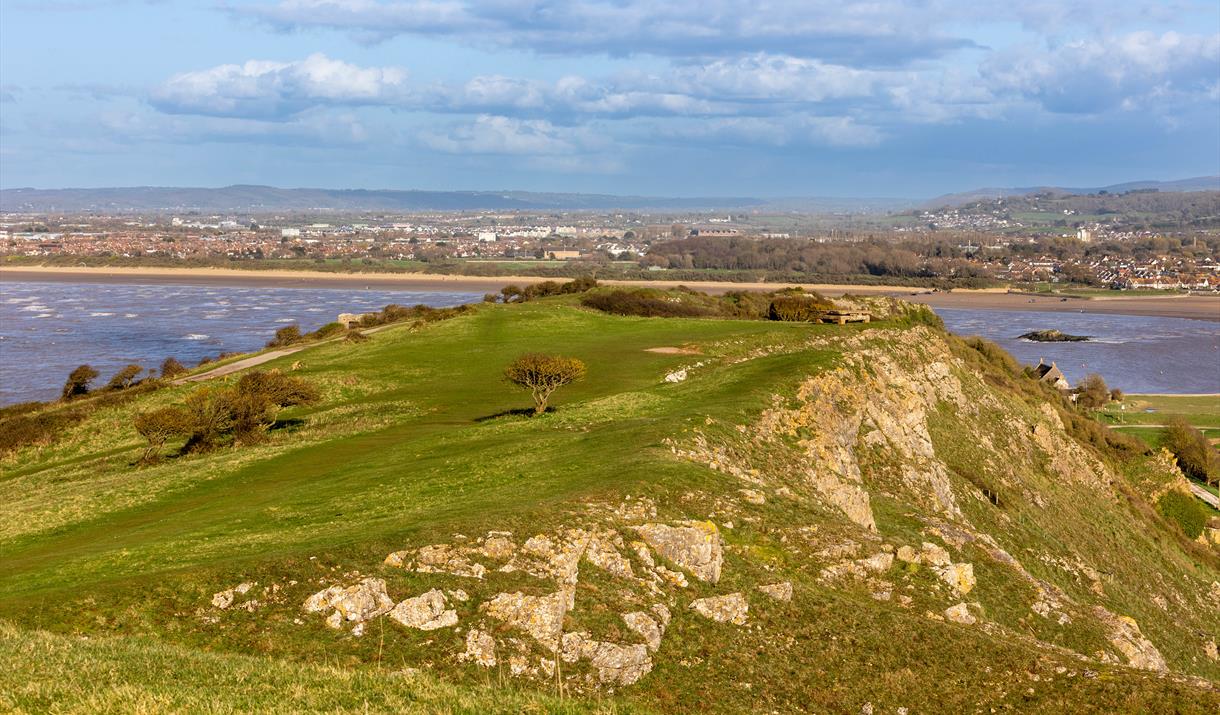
0,0,1218,198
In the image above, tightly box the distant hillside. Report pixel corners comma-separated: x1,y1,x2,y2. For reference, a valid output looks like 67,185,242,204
928,176,1220,208
0,185,767,213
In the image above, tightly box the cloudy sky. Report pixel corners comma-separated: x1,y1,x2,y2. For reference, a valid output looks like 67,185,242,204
1,0,1217,197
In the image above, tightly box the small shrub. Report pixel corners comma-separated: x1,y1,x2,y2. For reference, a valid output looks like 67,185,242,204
308,322,346,340
133,406,190,462
1074,373,1111,410
483,293,499,303
105,364,143,391
344,329,370,343
61,365,99,400
1157,490,1207,539
0,407,89,455
160,357,187,379
267,325,303,348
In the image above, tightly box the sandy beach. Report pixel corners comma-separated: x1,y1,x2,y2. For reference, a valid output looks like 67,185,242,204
3,265,1218,321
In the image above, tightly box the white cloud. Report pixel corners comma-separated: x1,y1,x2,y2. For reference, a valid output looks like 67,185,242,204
151,53,408,119
982,31,1220,114
419,114,602,155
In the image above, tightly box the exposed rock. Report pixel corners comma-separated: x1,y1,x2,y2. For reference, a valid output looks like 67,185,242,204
483,590,570,651
944,603,976,625
481,535,516,560
1206,640,1218,662
622,611,664,652
561,632,654,685
739,489,766,505
448,589,469,602
651,603,672,626
896,545,919,563
934,562,976,596
461,629,497,667
920,542,951,567
303,578,394,629
1094,608,1167,671
413,544,488,579
615,497,658,523
211,581,255,610
664,369,689,383
690,593,748,625
387,589,458,631
860,552,894,573
584,531,634,579
635,521,723,583
758,581,793,602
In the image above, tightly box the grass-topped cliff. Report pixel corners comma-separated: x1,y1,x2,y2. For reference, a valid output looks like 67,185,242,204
1,290,1217,714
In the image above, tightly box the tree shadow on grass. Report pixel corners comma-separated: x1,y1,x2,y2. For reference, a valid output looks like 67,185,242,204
473,406,555,422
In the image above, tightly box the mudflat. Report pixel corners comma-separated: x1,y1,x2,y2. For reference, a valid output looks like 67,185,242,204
3,265,1218,320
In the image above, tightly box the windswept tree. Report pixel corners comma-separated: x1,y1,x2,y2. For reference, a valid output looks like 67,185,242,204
61,364,99,400
504,353,586,415
226,370,320,443
133,406,190,462
267,325,303,348
160,356,187,379
1161,418,1220,488
106,364,143,390
1074,373,1111,410
182,386,234,452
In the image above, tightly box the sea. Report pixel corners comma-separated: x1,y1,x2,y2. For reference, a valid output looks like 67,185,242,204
0,281,480,405
1,281,1218,405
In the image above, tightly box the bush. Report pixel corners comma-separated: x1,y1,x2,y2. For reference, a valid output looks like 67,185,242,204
1161,418,1220,486
177,370,319,451
182,386,234,452
1074,373,1111,410
504,353,586,415
160,357,187,379
308,322,346,340
133,406,190,462
344,329,370,343
0,407,88,455
768,294,832,322
61,365,99,400
581,290,713,318
267,325,303,348
1157,490,1207,539
105,364,143,391
483,293,499,303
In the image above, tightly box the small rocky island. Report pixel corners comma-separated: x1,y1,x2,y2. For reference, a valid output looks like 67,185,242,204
1019,329,1091,342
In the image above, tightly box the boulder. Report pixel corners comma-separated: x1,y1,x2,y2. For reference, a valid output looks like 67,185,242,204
920,542,951,567
461,629,497,667
635,521,723,583
481,535,516,560
1094,608,1167,671
690,592,748,625
622,611,665,652
757,581,793,602
934,562,976,595
739,489,766,505
585,532,634,579
211,581,255,610
483,590,570,651
303,578,394,629
944,603,975,625
413,544,487,579
896,545,919,564
387,589,458,631
560,632,653,685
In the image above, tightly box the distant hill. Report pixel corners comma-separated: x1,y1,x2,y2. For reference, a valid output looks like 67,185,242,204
927,176,1220,208
0,185,768,213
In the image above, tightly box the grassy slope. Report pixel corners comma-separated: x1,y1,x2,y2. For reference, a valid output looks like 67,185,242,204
1,298,1217,713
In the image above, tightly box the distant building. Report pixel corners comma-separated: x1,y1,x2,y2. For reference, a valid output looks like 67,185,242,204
1033,360,1069,390
477,231,498,242
280,228,301,238
1076,227,1093,242
690,227,741,237
546,250,582,260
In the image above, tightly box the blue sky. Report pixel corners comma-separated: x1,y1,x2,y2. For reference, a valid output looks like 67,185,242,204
1,0,1217,197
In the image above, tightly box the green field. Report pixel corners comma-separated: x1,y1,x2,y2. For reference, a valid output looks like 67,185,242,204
1099,394,1220,443
1,295,1217,713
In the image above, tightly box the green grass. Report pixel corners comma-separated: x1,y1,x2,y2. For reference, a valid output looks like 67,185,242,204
1,297,1217,713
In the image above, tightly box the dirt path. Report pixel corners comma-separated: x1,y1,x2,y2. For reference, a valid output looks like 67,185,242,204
1190,483,1220,510
174,347,309,384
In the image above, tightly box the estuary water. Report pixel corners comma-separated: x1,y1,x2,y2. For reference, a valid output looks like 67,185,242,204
0,281,480,405
1,281,1217,405
936,308,1220,394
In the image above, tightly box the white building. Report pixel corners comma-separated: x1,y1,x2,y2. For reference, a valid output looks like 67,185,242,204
280,228,301,238
477,231,498,242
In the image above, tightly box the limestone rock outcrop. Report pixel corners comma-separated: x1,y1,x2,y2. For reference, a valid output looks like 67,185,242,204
387,589,458,631
690,593,748,625
634,521,723,583
303,578,394,631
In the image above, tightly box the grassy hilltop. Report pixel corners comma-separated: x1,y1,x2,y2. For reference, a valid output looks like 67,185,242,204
1,290,1218,714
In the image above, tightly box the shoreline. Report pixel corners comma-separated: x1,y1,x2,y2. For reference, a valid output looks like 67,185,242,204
3,265,1219,321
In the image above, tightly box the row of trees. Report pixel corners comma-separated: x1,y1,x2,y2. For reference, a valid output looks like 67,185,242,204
61,356,190,401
